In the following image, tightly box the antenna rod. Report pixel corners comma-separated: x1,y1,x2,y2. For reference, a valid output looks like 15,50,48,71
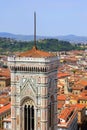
34,12,36,48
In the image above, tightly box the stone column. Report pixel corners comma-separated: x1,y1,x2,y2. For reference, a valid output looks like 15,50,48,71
11,105,16,130
30,106,32,130
11,85,16,130
27,106,28,130
40,86,48,130
21,106,24,130
34,107,37,130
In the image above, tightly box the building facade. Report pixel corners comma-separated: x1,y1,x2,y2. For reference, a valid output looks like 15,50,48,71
8,46,59,130
0,103,11,129
3,116,11,130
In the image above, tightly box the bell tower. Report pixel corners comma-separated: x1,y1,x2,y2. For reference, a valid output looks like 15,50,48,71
8,13,59,130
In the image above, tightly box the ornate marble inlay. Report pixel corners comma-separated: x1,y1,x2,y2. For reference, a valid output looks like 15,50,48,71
23,99,34,107
20,78,36,101
21,77,36,93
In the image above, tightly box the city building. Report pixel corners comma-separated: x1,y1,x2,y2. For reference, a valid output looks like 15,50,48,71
0,103,11,129
76,104,86,125
58,73,70,95
0,77,10,90
0,96,10,107
0,68,10,91
3,115,11,130
58,107,77,130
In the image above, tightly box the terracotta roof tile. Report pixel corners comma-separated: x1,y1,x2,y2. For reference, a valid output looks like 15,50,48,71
58,73,70,78
18,46,55,58
58,102,64,109
78,93,87,100
76,79,87,86
0,98,9,105
0,103,11,115
58,107,74,120
75,104,86,110
58,94,66,101
0,68,10,77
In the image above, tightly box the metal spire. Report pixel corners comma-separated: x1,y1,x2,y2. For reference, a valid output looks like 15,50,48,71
34,12,37,49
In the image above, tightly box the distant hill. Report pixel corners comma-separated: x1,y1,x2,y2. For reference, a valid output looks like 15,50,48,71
57,35,87,43
0,32,87,43
0,32,47,41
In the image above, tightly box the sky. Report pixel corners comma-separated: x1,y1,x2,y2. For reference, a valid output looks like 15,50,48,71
0,0,87,36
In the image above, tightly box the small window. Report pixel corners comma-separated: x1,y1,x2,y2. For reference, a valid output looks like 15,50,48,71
6,122,8,128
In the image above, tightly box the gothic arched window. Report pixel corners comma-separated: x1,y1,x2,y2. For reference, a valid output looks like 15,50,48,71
23,100,34,130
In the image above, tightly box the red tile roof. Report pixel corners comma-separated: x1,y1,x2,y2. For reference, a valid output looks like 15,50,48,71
58,73,70,78
0,98,9,105
0,68,10,77
58,94,66,101
58,103,64,109
75,104,86,110
76,79,87,86
58,107,74,120
18,46,54,58
0,103,11,115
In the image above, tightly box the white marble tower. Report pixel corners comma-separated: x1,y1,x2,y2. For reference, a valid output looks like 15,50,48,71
8,47,58,130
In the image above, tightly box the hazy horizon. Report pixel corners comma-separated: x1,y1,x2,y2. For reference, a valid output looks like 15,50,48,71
1,32,87,37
